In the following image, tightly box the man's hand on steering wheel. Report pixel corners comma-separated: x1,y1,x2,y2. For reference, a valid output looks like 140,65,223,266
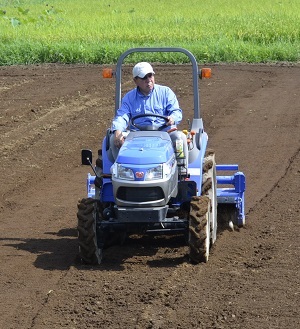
167,116,174,126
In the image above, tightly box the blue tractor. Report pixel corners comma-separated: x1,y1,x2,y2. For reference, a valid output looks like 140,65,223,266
77,48,246,264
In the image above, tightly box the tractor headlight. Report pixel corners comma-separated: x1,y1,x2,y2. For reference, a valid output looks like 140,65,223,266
116,164,134,180
145,156,175,181
145,165,163,180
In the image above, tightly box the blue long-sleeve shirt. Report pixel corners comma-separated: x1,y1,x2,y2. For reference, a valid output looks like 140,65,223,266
111,84,182,132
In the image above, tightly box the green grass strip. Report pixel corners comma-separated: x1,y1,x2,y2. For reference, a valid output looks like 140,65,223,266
0,0,299,65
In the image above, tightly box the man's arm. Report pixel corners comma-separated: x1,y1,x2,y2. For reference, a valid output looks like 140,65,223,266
165,87,182,125
111,92,134,148
111,92,133,130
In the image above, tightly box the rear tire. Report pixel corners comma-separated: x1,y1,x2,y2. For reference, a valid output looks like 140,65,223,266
95,150,103,175
202,149,218,244
189,196,211,263
188,149,217,264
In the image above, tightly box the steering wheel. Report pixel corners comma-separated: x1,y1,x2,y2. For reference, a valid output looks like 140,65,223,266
131,114,169,131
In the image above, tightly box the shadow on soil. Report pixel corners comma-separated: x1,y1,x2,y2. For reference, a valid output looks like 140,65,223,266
73,234,190,271
2,228,189,270
2,228,78,271
3,227,233,271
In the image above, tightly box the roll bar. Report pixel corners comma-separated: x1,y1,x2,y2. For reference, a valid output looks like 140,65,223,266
114,47,202,119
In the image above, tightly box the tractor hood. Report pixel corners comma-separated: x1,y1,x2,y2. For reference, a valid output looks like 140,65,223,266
116,131,174,165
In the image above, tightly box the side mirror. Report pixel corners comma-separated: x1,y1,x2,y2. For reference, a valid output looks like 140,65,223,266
81,149,93,165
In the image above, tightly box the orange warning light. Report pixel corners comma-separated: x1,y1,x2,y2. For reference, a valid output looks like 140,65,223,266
102,68,113,78
200,68,211,79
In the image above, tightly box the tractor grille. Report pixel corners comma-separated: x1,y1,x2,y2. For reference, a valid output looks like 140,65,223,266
117,186,164,203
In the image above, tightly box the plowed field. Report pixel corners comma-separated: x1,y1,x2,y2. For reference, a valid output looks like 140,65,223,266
0,63,299,329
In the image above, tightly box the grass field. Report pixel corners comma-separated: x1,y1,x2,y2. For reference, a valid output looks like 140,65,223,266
0,0,299,65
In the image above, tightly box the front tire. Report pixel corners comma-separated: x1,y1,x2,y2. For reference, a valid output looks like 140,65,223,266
77,198,102,265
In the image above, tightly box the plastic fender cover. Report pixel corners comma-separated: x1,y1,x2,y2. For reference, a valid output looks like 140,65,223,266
117,136,174,165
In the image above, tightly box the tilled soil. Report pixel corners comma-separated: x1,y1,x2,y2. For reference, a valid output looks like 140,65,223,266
0,63,299,329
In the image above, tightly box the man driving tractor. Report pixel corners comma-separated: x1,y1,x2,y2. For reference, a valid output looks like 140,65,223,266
110,61,188,171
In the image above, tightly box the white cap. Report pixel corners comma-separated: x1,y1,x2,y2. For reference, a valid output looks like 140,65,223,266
132,62,155,78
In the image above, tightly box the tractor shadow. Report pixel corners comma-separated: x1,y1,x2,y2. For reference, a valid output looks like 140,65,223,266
2,227,78,271
2,217,240,272
75,234,189,271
